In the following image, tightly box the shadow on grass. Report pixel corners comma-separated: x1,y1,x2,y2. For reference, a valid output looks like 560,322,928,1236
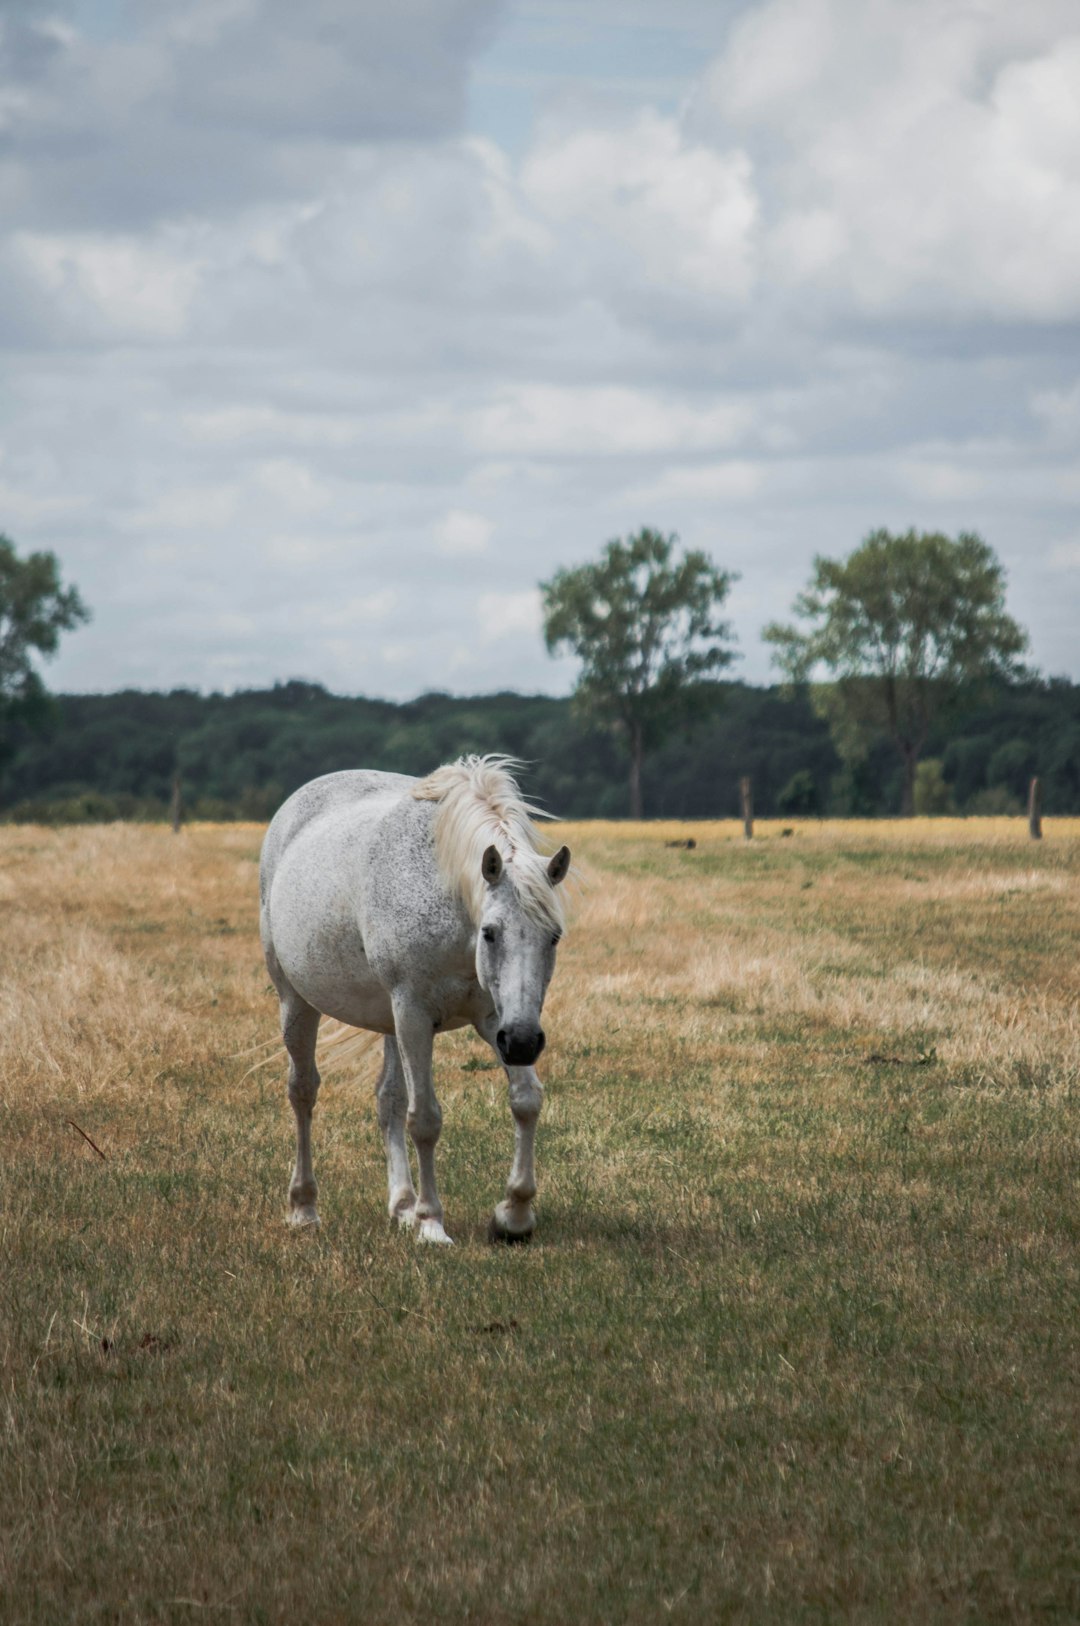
494,1201,732,1258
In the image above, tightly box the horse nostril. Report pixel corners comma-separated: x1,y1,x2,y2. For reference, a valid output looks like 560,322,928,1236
497,1028,544,1065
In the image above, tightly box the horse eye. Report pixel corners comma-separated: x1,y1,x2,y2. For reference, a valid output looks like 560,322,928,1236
551,933,561,947
482,926,497,944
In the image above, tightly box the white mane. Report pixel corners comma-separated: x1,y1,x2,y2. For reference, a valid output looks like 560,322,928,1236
411,756,567,932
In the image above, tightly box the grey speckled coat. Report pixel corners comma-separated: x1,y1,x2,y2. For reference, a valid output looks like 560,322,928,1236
259,767,570,1245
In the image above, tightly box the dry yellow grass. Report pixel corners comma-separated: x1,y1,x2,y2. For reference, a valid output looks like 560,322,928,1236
2,817,1079,1623
548,820,1080,1101
562,815,1080,844
0,823,267,1113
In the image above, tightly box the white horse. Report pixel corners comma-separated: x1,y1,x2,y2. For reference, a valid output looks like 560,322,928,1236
259,756,571,1245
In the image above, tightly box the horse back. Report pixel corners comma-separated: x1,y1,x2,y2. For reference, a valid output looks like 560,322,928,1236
259,770,415,904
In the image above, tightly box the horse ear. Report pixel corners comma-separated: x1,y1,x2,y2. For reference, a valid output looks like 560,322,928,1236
481,844,503,885
547,845,571,886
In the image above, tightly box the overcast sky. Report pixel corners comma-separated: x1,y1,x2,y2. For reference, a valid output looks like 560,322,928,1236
2,0,1078,698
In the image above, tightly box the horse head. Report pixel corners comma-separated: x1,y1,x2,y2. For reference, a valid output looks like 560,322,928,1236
475,842,571,1067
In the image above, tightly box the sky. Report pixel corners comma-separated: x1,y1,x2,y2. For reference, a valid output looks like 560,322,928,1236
1,0,1078,699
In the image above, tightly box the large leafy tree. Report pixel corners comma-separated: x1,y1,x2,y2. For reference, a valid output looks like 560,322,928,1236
763,529,1027,815
541,528,737,818
0,534,90,762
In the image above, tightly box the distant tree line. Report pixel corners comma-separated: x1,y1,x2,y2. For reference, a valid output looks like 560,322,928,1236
0,526,1072,823
2,675,1078,824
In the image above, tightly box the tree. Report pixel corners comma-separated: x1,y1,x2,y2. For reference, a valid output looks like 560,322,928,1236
764,529,1027,816
913,758,952,815
777,768,820,817
541,528,737,818
0,535,90,762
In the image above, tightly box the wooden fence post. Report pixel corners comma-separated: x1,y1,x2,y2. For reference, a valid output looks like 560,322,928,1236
1028,776,1042,840
740,775,753,841
170,772,183,835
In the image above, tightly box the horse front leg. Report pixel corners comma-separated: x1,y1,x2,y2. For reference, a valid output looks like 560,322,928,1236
391,992,452,1246
477,1015,543,1242
375,1036,417,1226
493,1065,543,1242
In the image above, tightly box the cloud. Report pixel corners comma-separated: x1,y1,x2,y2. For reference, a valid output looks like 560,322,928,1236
1030,380,1080,447
1,0,1078,700
435,510,494,555
624,459,765,508
169,0,500,142
321,589,399,628
120,484,242,535
475,589,543,644
466,385,752,458
0,0,501,230
1049,541,1080,570
522,109,758,309
694,0,1080,319
12,228,205,338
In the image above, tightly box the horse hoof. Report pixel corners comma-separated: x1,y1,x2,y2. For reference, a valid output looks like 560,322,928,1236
417,1217,454,1246
488,1212,533,1246
288,1206,320,1230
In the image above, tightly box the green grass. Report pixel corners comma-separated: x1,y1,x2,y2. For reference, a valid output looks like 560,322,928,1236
2,821,1079,1622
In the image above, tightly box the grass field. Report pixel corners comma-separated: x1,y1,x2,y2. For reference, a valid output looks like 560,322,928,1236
2,817,1079,1623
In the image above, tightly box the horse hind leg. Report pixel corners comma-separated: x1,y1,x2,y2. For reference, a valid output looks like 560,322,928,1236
279,988,323,1229
376,1036,417,1227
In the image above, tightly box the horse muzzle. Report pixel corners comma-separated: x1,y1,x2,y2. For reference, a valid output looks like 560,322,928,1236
496,1025,546,1067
